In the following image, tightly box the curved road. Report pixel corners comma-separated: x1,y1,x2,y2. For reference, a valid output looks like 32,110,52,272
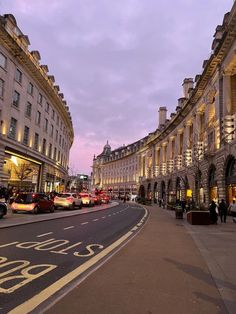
0,202,147,313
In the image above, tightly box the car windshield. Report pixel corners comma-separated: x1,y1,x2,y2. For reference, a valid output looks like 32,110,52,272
57,194,72,198
14,194,34,204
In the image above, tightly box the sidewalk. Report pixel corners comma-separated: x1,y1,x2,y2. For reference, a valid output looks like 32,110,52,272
0,202,119,229
45,206,236,314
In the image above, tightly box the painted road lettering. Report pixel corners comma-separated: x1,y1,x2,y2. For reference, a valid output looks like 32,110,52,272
0,238,104,257
0,256,56,294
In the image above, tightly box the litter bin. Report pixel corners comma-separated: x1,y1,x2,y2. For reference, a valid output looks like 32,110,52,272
175,206,183,219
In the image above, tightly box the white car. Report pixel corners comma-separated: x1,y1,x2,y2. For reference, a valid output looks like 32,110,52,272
54,193,82,209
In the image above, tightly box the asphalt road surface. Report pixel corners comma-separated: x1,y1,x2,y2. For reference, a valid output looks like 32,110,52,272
0,202,146,313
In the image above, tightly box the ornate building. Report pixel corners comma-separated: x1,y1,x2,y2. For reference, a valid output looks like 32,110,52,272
0,14,74,192
92,2,236,206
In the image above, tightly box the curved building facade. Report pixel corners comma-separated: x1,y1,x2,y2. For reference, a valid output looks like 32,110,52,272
92,3,236,206
0,14,74,192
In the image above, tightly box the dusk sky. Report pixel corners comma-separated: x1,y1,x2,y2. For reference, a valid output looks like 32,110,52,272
0,0,233,175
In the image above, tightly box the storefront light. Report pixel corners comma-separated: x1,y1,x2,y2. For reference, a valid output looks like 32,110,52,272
10,156,18,166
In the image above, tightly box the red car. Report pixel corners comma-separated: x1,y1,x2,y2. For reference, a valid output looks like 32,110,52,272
11,192,54,214
101,194,110,204
91,194,102,205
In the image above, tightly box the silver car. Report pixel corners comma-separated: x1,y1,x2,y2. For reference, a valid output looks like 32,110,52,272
54,193,82,209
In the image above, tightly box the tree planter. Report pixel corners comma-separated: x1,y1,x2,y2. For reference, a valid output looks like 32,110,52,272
187,211,210,225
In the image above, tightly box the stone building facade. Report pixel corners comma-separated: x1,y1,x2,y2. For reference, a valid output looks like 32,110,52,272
92,2,236,206
0,14,74,192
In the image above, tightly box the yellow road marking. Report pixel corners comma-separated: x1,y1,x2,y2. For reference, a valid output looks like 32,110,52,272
9,231,133,314
37,233,53,238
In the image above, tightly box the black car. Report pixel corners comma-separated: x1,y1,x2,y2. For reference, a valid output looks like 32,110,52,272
0,202,7,219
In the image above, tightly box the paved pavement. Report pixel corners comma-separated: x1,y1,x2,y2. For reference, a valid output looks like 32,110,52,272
1,203,235,313
44,205,236,314
0,202,118,228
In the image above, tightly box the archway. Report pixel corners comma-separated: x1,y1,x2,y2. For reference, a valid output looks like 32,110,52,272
176,177,181,201
225,155,236,205
161,181,166,202
167,179,174,204
153,182,158,203
208,164,218,202
147,183,152,200
195,170,203,205
139,185,145,199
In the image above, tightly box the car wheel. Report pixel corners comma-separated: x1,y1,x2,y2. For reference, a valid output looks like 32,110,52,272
79,204,82,209
72,203,75,210
50,206,55,213
12,210,17,214
54,206,58,210
33,206,39,214
0,213,3,219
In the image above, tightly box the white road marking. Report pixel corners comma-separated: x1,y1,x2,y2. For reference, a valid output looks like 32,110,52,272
93,219,99,222
37,232,53,238
102,216,106,219
0,241,19,248
81,222,88,225
9,231,133,314
63,226,74,230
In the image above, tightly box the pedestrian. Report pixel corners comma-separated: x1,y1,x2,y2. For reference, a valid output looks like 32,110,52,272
228,200,236,223
209,200,218,224
218,199,227,223
181,199,186,213
123,194,126,203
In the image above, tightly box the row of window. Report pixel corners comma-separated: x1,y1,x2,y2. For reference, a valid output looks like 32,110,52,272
8,117,67,166
1,51,69,137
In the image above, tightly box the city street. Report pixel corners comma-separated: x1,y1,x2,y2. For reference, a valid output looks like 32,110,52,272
0,202,146,313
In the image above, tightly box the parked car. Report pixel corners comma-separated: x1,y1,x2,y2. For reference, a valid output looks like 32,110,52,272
78,193,95,207
91,194,102,205
101,194,110,204
11,192,54,214
0,201,7,219
54,193,82,209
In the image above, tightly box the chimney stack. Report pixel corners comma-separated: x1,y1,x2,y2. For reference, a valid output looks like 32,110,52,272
158,106,167,128
182,78,194,98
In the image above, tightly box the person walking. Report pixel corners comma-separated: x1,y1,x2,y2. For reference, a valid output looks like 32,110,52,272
228,200,236,223
209,200,218,224
218,199,227,223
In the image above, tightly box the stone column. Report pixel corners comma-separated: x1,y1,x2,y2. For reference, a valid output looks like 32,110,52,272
222,72,232,116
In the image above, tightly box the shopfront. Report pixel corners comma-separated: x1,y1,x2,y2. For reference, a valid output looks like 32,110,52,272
3,149,42,192
208,165,218,202
225,156,236,205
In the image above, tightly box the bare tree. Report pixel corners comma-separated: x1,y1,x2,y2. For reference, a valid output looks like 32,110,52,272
14,162,32,189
